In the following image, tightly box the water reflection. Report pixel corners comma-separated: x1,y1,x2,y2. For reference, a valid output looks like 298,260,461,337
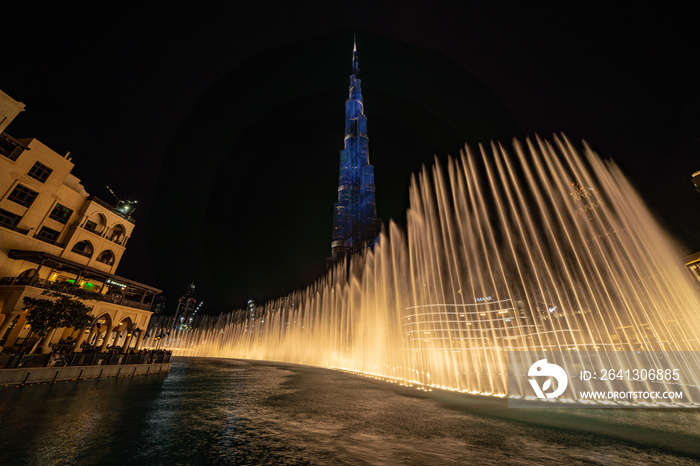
1,358,699,464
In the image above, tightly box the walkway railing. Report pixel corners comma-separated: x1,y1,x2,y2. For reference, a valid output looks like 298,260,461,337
0,351,171,369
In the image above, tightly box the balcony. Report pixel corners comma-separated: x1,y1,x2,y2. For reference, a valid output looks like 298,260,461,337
87,196,135,225
107,235,126,246
72,248,92,258
0,132,27,161
3,250,161,313
0,277,153,311
70,240,93,258
84,222,100,234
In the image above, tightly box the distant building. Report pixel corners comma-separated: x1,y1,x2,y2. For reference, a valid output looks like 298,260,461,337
0,89,160,353
245,299,258,331
173,280,202,330
688,171,700,286
687,252,700,287
152,294,167,315
328,38,380,265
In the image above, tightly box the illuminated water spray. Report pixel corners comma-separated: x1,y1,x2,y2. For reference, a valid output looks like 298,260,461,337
147,135,700,398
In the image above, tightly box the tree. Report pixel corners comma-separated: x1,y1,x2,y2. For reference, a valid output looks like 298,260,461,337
23,293,93,353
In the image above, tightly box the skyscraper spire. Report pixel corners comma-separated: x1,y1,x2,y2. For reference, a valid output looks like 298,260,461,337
352,34,359,76
328,37,380,265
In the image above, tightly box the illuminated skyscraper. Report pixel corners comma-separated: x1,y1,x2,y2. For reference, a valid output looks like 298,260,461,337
173,280,202,329
329,37,380,264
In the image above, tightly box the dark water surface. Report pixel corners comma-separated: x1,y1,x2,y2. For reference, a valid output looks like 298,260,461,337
1,358,700,465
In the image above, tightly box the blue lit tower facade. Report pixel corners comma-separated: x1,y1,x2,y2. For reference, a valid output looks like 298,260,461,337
330,38,380,263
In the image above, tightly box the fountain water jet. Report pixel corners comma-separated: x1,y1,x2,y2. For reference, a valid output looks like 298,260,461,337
148,135,700,399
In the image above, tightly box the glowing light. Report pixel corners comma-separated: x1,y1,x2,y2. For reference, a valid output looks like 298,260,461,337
148,136,700,404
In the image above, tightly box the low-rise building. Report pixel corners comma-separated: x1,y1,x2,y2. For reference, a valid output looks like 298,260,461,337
0,89,160,353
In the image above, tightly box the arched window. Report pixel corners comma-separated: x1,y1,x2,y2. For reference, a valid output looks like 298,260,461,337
93,314,112,329
96,250,115,266
15,268,37,285
71,240,94,258
84,212,108,235
109,224,127,245
17,268,37,278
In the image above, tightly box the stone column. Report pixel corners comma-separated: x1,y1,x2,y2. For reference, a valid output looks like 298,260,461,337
3,313,28,351
71,327,90,353
99,325,114,352
113,327,124,348
39,328,58,354
0,312,20,352
86,325,99,346
29,259,45,286
120,328,134,353
132,330,145,351
0,313,19,339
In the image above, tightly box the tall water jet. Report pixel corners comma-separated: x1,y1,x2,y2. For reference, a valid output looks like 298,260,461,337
148,135,700,399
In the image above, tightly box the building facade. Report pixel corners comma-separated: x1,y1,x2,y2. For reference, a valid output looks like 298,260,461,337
329,38,380,264
0,89,160,353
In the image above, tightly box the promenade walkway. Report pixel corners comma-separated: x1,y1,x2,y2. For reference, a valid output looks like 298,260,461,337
0,350,172,386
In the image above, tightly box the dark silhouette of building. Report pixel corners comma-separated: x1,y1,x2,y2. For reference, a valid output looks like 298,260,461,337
173,280,202,329
329,37,380,265
152,294,167,315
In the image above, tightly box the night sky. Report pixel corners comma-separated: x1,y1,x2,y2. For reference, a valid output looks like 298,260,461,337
3,2,699,313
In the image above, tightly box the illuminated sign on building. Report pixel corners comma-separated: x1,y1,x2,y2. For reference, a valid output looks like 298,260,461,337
474,296,493,303
106,278,127,288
